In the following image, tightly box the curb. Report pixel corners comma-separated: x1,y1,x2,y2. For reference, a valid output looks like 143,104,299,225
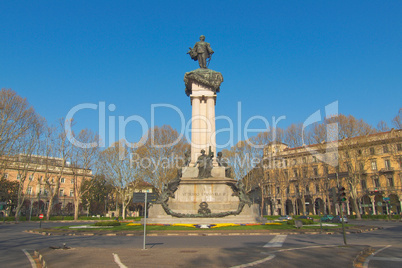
353,246,375,268
25,226,382,237
34,250,47,268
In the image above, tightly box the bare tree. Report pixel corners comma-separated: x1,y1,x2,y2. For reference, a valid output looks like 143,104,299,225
392,108,402,129
0,89,40,157
136,125,189,192
0,89,44,220
377,121,390,132
40,120,73,220
98,141,139,219
12,117,44,219
70,129,99,220
284,123,304,148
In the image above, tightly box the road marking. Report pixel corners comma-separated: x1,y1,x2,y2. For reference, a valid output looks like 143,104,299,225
231,254,276,268
371,257,402,261
231,245,338,268
112,253,128,268
263,235,287,248
363,245,392,268
22,249,37,268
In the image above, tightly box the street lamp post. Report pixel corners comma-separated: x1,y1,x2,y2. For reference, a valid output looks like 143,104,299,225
37,191,41,216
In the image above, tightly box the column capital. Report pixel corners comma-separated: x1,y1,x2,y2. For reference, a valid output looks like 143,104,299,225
190,94,217,105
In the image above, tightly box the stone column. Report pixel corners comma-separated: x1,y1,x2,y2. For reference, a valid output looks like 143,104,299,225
206,96,217,164
370,197,376,215
191,96,201,164
189,82,217,165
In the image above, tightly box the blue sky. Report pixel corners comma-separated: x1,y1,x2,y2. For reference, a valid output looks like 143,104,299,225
1,1,401,149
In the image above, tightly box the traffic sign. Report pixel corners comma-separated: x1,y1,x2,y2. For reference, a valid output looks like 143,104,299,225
383,197,390,201
39,214,44,219
133,192,158,203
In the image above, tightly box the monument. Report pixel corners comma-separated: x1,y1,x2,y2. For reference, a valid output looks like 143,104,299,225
147,36,260,224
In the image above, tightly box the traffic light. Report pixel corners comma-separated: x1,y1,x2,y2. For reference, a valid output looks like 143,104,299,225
338,187,347,203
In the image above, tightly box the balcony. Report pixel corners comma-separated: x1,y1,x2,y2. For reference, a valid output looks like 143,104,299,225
379,167,394,173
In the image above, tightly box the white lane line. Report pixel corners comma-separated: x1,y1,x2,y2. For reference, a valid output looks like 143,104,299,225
371,257,402,261
231,245,338,268
263,235,287,248
363,245,392,268
113,253,128,268
230,254,276,268
22,249,37,268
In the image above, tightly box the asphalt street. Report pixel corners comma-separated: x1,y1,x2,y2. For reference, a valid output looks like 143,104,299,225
0,220,401,267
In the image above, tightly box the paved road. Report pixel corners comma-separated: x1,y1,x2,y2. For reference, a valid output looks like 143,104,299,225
1,220,401,267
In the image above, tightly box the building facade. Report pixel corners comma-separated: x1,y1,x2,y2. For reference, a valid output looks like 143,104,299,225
261,129,402,216
1,155,91,216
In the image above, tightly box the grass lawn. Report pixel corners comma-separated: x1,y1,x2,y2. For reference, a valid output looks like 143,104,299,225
50,222,348,232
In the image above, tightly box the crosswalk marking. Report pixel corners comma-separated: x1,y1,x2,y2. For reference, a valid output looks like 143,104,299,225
263,235,287,248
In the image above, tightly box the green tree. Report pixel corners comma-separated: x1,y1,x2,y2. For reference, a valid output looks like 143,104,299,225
81,174,113,216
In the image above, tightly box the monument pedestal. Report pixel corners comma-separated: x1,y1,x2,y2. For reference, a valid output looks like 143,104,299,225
147,175,260,224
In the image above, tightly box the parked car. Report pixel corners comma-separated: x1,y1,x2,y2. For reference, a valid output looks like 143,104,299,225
297,215,313,220
320,215,334,222
332,215,348,223
278,215,293,221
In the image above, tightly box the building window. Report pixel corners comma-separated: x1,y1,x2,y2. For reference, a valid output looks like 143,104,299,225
384,159,391,169
29,174,33,181
293,169,298,178
61,178,65,183
370,147,375,155
305,186,309,194
4,173,8,179
371,160,377,171
295,185,299,193
284,160,288,167
313,156,317,163
284,170,288,179
286,186,290,194
361,179,367,190
316,185,319,193
70,190,74,197
302,167,308,178
397,143,402,151
27,186,32,195
357,149,362,156
302,157,307,164
292,159,297,166
60,189,64,197
383,146,389,154
71,179,74,184
387,176,394,187
313,167,318,176
373,176,380,188
276,187,280,194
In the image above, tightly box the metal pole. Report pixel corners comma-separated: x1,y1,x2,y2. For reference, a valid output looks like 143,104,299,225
336,173,347,245
29,198,33,221
143,192,147,250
